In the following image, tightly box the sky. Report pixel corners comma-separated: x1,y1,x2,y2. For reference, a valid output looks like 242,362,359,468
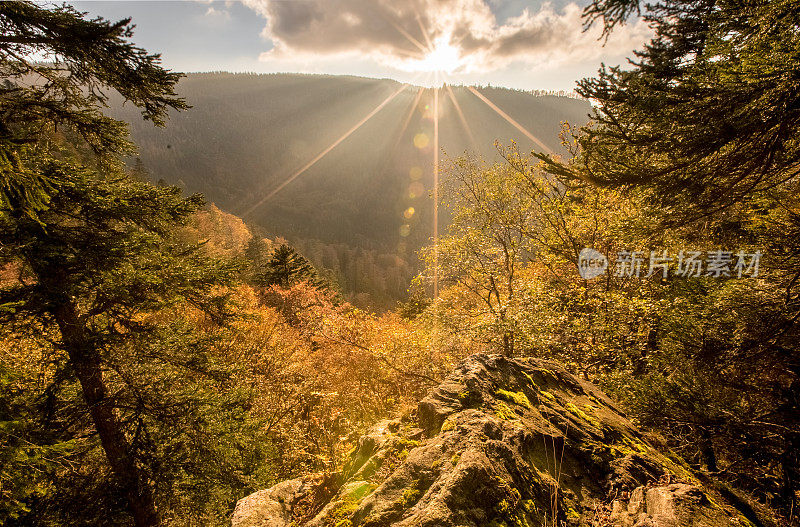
72,0,652,91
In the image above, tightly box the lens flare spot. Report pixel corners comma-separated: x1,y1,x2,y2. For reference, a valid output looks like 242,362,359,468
404,207,415,219
408,181,425,198
409,166,423,180
414,133,429,149
399,224,411,237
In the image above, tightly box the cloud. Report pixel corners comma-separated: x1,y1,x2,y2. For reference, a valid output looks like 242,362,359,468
241,0,652,73
205,6,231,20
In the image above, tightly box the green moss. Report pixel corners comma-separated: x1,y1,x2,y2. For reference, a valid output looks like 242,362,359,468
621,436,649,454
397,438,421,449
588,394,604,406
521,499,538,515
497,498,511,514
497,389,533,409
660,454,698,482
566,506,580,521
491,495,539,527
324,482,377,527
494,402,517,420
665,449,694,472
538,390,555,401
537,367,556,379
566,402,600,427
401,487,421,506
450,452,461,466
398,479,425,509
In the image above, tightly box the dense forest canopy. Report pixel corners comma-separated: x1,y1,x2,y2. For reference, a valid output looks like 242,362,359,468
1,0,799,526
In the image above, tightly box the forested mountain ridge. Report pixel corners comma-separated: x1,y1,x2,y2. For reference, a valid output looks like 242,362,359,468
109,73,591,308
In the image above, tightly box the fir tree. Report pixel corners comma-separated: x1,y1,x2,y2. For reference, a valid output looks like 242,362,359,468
255,244,321,289
0,159,259,526
0,1,187,220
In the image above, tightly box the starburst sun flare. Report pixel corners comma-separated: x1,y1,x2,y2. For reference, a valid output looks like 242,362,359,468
402,36,465,74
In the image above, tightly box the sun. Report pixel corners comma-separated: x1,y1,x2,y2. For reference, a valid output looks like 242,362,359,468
407,37,462,74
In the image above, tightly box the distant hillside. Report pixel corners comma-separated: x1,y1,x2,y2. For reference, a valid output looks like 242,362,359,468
110,73,591,308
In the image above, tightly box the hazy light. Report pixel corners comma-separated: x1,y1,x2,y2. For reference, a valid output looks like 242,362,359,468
408,181,425,198
404,206,415,219
409,166,423,180
466,86,553,153
403,36,463,74
242,84,409,215
399,224,411,237
393,88,425,152
413,133,430,148
445,84,478,151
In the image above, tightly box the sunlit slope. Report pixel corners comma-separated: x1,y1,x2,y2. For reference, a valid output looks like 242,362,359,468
111,73,591,250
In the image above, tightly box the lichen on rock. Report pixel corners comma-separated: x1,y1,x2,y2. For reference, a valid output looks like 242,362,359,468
232,353,764,527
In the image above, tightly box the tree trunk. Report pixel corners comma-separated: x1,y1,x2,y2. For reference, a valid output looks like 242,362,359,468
54,303,160,527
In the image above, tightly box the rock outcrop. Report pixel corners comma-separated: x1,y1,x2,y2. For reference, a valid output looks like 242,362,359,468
233,354,761,527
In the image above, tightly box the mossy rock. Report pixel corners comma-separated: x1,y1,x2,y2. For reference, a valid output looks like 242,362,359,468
234,353,764,527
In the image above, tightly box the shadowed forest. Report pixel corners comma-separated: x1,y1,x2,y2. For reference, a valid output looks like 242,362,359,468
109,73,592,310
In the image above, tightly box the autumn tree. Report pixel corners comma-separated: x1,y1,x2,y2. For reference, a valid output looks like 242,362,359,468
530,0,800,517
423,154,538,356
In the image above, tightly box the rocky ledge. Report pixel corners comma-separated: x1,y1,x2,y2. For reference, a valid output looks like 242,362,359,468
232,353,765,527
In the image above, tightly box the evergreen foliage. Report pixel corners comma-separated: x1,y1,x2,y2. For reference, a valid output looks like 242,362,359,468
253,244,321,289
0,1,187,221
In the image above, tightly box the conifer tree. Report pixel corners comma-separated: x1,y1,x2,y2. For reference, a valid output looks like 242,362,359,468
536,0,800,218
0,160,249,526
255,244,321,289
0,1,187,220
0,3,237,525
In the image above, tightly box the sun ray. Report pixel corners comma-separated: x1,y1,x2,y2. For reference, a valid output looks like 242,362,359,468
393,47,427,59
241,84,409,217
413,6,435,52
392,86,425,152
433,86,440,298
375,86,425,178
388,18,430,55
466,86,553,153
445,84,478,151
